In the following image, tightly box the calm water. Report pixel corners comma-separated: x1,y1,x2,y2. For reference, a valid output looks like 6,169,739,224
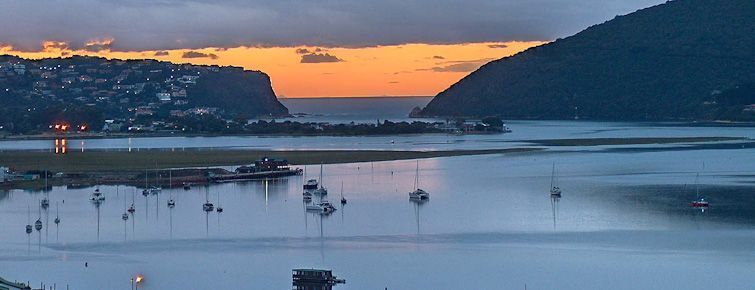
1,147,754,289
1,98,754,289
1,120,753,152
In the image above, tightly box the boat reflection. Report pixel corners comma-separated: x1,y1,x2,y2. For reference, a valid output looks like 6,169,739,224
411,198,426,235
550,195,560,231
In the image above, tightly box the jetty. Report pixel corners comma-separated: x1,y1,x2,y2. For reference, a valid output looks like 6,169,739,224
209,157,302,183
292,269,345,289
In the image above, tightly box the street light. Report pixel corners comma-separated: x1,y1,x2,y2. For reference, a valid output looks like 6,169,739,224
131,274,144,290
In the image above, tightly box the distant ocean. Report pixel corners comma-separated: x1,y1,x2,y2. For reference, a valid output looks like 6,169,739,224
278,96,433,123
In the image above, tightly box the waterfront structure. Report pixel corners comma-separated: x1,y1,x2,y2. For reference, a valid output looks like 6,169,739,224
292,269,345,290
0,276,31,290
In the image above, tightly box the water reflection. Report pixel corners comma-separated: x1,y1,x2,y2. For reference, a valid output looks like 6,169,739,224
411,199,426,235
550,195,560,231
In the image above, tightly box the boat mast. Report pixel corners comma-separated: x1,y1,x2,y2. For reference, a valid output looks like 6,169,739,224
414,160,420,190
695,173,700,199
550,163,556,189
320,163,324,188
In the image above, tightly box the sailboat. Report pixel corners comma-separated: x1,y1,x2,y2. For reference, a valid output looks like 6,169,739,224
216,191,224,213
91,187,106,201
25,205,33,234
306,199,337,214
167,169,176,208
549,163,562,197
54,202,61,225
203,186,214,212
34,204,43,231
409,160,429,200
128,190,136,213
313,163,328,195
689,173,709,208
41,171,50,209
122,195,130,221
340,181,347,205
143,169,150,196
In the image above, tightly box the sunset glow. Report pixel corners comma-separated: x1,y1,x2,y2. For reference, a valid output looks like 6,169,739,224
1,41,544,97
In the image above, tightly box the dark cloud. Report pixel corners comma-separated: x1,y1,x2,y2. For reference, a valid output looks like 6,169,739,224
295,48,311,54
488,44,508,48
418,58,493,73
0,0,665,51
432,55,445,59
154,50,170,56
182,51,219,59
300,53,344,63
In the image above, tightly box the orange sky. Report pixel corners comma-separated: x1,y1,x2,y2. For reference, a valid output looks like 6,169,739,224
1,41,544,98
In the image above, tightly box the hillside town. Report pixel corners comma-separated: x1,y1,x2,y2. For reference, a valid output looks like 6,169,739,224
0,55,246,134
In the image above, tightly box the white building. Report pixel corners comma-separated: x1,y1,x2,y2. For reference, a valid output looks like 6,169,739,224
156,92,172,101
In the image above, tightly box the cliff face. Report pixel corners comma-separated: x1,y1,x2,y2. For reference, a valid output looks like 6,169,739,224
190,69,288,117
419,0,755,121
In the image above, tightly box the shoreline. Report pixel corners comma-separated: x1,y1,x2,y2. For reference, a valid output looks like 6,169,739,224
0,148,541,190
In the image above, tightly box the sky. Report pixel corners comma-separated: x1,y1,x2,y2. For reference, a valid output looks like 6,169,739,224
0,0,664,97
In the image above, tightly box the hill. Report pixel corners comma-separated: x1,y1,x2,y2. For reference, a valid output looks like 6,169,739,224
419,0,755,121
0,55,288,134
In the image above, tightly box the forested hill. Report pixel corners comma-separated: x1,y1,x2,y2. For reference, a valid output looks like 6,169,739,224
419,0,755,121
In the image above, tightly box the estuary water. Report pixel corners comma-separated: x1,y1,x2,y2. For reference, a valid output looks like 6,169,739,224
1,147,754,289
1,97,754,289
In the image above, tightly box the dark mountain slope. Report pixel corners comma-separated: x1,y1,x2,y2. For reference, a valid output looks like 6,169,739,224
419,0,755,121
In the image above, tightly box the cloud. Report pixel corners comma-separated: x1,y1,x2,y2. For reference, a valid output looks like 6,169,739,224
300,53,344,63
418,58,493,73
83,38,114,52
154,50,170,56
432,55,445,59
182,51,219,59
0,0,666,51
42,41,69,52
295,48,311,54
488,44,508,48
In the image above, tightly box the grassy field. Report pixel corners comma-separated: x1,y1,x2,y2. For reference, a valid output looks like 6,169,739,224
0,148,541,172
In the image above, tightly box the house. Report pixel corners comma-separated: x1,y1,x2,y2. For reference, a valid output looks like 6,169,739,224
177,75,199,84
156,92,172,101
0,276,31,290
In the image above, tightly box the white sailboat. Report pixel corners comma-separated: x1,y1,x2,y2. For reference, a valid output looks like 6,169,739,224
549,163,562,197
409,160,429,200
167,169,175,208
314,164,328,195
690,173,709,208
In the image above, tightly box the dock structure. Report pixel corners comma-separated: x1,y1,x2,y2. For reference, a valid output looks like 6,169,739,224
0,276,31,290
209,156,302,183
292,269,345,290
